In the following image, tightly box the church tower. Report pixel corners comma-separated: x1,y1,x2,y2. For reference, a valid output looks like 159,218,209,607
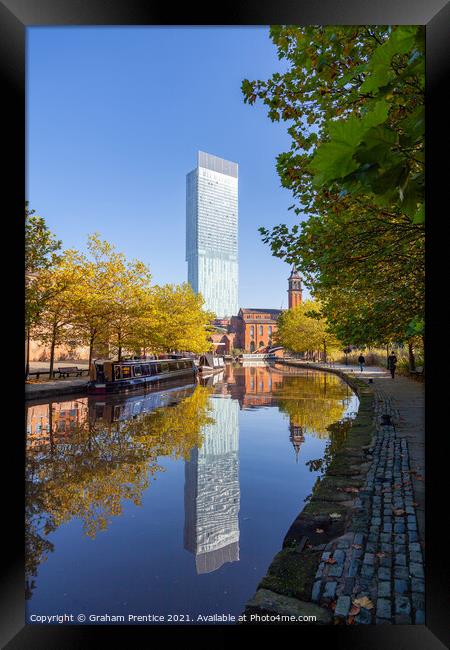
288,267,303,309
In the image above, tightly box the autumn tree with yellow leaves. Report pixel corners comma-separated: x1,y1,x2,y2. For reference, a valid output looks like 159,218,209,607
25,212,216,371
275,300,342,362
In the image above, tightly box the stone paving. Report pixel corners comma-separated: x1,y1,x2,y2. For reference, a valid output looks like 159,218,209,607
308,365,425,624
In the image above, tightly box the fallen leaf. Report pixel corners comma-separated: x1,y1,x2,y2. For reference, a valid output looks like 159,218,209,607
376,552,386,558
329,512,342,519
315,528,324,534
324,557,337,564
353,596,374,610
393,508,406,516
337,486,359,493
349,604,360,616
352,543,362,550
347,615,356,625
329,600,337,611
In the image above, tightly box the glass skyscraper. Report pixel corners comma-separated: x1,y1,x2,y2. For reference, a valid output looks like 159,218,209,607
186,151,238,318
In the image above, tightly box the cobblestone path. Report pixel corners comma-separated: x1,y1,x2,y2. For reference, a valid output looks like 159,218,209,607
310,368,425,624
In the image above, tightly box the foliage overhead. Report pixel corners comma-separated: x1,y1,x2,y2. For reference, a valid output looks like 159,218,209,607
241,26,424,345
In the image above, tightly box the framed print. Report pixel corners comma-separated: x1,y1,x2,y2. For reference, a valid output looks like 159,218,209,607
1,0,448,647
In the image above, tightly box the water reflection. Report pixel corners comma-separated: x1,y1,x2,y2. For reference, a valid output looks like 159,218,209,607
184,396,240,574
25,363,358,614
25,381,212,599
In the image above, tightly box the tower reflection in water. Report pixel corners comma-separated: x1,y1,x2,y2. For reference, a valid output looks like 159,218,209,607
184,395,240,574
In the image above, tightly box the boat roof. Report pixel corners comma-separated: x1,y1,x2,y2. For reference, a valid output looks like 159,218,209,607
93,357,193,364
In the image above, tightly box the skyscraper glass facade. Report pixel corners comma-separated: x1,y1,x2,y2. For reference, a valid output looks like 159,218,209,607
186,151,238,318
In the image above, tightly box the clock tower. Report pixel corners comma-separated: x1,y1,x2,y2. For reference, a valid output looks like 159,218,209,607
288,267,303,309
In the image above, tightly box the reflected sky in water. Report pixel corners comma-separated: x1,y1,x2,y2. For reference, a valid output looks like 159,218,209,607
26,363,358,623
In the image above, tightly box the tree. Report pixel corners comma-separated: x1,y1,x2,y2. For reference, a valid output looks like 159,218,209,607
68,236,150,365
242,26,424,346
33,251,82,378
275,300,341,361
25,203,62,377
137,283,215,355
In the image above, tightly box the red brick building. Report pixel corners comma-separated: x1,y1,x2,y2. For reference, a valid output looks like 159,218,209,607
231,309,282,352
228,268,303,353
209,268,303,354
209,330,234,355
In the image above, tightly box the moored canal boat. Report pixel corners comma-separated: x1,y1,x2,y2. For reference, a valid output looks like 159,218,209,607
197,353,225,375
88,357,198,394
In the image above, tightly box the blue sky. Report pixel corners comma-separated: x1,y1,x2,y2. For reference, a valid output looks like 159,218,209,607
27,26,308,309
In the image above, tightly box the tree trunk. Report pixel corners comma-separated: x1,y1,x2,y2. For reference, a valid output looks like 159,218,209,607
49,324,57,379
408,341,416,372
386,344,389,369
323,339,327,363
88,332,95,368
25,325,31,380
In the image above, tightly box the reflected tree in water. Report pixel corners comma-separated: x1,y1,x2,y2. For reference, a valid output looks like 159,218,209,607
25,386,213,598
272,373,351,438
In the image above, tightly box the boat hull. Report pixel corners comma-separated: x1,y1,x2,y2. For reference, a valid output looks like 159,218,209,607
88,367,197,394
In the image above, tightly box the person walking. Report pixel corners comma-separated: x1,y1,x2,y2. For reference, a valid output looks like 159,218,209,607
358,353,365,372
387,351,398,379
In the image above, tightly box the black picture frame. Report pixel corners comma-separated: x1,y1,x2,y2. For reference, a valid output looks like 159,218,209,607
2,1,448,647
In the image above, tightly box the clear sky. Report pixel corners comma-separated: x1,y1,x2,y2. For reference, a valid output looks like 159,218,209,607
27,26,308,309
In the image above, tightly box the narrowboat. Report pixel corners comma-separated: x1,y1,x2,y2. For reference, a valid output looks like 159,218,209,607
88,357,198,394
197,353,225,374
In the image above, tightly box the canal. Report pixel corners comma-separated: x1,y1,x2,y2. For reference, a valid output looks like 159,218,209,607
26,363,359,624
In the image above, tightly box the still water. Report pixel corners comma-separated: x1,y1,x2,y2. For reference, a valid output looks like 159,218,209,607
26,363,358,624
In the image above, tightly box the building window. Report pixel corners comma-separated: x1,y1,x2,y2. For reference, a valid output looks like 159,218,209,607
259,325,263,336
250,326,254,336
250,341,255,352
268,326,272,336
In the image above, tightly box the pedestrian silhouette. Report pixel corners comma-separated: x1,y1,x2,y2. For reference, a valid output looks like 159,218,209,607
387,351,398,379
358,354,365,372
